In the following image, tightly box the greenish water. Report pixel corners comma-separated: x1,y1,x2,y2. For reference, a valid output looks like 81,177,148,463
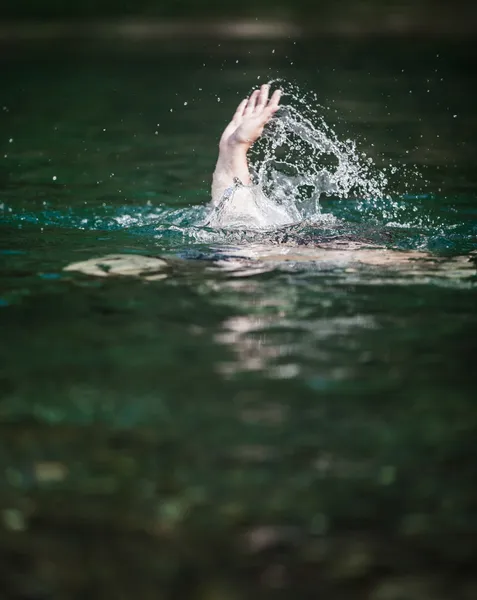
1,40,477,598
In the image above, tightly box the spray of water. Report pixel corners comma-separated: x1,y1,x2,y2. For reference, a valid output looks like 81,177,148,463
206,81,389,230
257,82,387,201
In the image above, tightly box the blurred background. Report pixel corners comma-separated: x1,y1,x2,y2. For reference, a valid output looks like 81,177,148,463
1,0,477,36
0,0,476,29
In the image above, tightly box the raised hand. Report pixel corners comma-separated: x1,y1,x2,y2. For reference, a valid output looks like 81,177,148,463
212,84,282,203
220,84,282,150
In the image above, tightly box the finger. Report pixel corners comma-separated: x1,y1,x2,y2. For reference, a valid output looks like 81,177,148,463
232,98,248,122
267,89,282,112
262,89,282,121
256,84,269,111
244,89,260,115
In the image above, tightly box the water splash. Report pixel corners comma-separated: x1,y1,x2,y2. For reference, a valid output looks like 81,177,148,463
208,81,389,230
252,81,388,213
205,182,301,230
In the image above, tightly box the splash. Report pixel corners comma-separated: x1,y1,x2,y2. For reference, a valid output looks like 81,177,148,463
205,182,301,230
208,81,389,230
252,81,388,214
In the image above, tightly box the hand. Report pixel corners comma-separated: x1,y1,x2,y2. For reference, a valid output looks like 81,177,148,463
220,84,282,150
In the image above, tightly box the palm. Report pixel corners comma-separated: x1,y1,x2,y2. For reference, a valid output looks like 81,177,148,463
220,85,282,148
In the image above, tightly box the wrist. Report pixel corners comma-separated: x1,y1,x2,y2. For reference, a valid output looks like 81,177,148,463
214,140,251,187
219,136,251,154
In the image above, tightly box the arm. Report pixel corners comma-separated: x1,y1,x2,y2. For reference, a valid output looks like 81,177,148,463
211,84,281,205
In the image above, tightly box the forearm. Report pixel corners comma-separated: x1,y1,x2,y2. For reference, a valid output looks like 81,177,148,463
211,141,251,206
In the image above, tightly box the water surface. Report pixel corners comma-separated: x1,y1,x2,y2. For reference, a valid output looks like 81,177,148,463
1,39,476,599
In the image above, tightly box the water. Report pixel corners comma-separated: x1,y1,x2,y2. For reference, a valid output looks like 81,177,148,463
1,39,477,598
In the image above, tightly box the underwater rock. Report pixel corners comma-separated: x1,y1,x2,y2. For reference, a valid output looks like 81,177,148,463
64,254,168,280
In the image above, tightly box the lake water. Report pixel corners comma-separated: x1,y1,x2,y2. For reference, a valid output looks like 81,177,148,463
1,39,476,599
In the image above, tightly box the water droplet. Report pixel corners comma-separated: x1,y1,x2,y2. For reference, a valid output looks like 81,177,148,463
230,80,390,225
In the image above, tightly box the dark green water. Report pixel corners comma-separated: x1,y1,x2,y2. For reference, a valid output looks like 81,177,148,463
1,40,476,599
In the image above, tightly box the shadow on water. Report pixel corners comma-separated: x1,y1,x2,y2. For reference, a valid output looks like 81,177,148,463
1,38,477,599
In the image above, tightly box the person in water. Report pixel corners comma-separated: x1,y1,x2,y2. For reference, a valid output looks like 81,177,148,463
64,84,475,277
208,84,294,228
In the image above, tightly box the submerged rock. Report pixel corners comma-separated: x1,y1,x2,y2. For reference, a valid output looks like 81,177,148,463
64,254,168,280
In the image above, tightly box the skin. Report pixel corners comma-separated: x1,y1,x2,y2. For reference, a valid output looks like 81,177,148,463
211,84,281,206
